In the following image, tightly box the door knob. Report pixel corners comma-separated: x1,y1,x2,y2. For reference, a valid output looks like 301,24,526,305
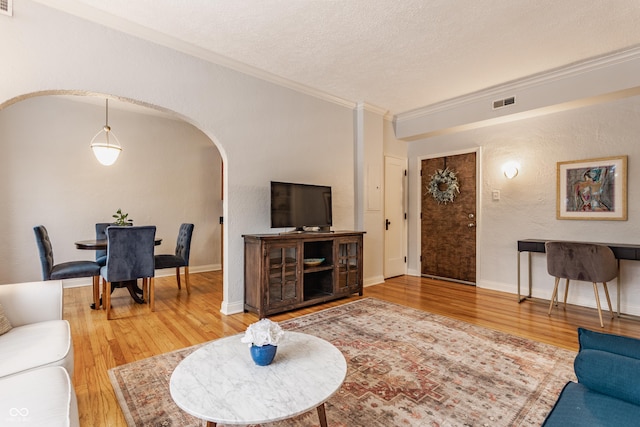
468,223,476,228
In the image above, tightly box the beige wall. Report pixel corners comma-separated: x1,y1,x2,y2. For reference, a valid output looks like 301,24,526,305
407,95,640,315
1,1,358,313
0,96,222,285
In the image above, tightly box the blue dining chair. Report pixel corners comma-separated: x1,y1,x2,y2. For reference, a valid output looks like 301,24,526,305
93,222,112,307
154,223,194,293
33,225,101,306
101,226,156,320
95,223,112,267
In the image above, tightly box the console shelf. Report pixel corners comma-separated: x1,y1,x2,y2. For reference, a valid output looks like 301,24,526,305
243,231,364,318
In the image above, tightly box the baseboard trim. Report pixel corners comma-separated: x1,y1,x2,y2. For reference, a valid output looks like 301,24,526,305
364,275,385,287
220,300,244,315
61,264,222,288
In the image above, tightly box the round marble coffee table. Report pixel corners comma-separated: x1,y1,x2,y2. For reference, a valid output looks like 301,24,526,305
169,331,347,427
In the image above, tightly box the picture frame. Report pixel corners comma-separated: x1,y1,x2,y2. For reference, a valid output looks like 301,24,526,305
557,155,627,220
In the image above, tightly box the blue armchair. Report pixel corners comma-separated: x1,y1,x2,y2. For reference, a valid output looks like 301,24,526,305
543,328,640,426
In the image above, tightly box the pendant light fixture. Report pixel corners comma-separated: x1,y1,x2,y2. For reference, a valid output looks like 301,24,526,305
90,99,122,166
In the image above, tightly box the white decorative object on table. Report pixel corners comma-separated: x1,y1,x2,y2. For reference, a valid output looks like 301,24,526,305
241,318,284,347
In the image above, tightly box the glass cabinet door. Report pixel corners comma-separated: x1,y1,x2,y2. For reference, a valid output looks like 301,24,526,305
267,243,300,307
337,238,361,293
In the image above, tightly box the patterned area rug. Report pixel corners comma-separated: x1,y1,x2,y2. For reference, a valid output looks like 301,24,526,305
109,298,576,426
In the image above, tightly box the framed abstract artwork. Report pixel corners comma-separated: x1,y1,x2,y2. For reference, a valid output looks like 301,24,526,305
556,155,627,220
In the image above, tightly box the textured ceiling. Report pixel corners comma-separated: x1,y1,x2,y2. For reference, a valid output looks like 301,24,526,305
40,0,640,115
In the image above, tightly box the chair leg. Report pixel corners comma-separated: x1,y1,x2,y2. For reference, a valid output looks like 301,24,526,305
602,281,614,318
142,278,148,302
149,277,155,312
106,281,112,320
101,278,109,311
176,267,181,290
93,276,100,309
563,279,570,307
184,266,191,294
102,277,107,310
548,277,560,315
593,282,604,328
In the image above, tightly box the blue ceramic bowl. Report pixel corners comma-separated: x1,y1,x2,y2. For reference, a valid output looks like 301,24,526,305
250,344,277,366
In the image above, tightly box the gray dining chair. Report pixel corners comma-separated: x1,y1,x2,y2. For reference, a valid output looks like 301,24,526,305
545,241,617,327
154,223,194,293
100,226,156,320
33,225,101,307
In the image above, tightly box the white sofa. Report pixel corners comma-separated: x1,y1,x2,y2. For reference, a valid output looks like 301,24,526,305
0,281,79,427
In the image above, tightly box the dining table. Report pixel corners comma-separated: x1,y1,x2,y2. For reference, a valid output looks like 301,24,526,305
74,237,163,250
75,237,162,308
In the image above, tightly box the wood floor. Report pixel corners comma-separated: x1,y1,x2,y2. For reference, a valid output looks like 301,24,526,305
65,271,640,426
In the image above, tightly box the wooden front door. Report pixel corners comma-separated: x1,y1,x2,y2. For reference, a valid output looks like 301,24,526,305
421,152,477,284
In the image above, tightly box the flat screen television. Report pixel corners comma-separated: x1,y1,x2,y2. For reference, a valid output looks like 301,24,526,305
271,181,332,231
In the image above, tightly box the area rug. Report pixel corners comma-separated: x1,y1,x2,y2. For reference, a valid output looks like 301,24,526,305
109,298,576,426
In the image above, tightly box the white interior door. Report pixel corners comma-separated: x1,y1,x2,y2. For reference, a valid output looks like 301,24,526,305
384,156,407,278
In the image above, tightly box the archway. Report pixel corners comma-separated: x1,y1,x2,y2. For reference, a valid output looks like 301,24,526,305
0,91,226,297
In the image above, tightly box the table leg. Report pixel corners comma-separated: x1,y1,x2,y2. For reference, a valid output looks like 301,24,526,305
124,280,146,304
206,422,216,427
528,252,532,299
517,250,521,302
517,251,533,303
90,280,145,309
317,403,328,427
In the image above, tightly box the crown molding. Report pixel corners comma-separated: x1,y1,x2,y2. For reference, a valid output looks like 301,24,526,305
32,0,357,110
31,1,640,124
355,102,389,117
395,45,640,124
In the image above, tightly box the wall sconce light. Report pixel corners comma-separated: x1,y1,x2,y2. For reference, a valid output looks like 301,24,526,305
502,161,520,179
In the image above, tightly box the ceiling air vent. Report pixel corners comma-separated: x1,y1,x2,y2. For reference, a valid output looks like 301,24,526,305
0,0,12,16
492,96,515,110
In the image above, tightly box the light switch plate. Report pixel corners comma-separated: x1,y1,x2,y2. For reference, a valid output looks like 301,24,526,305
492,190,500,201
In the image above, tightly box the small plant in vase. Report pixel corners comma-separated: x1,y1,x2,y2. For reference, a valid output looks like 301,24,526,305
241,318,284,366
112,209,133,226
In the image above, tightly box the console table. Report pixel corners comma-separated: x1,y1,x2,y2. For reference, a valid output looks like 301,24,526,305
244,231,364,317
517,239,640,315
